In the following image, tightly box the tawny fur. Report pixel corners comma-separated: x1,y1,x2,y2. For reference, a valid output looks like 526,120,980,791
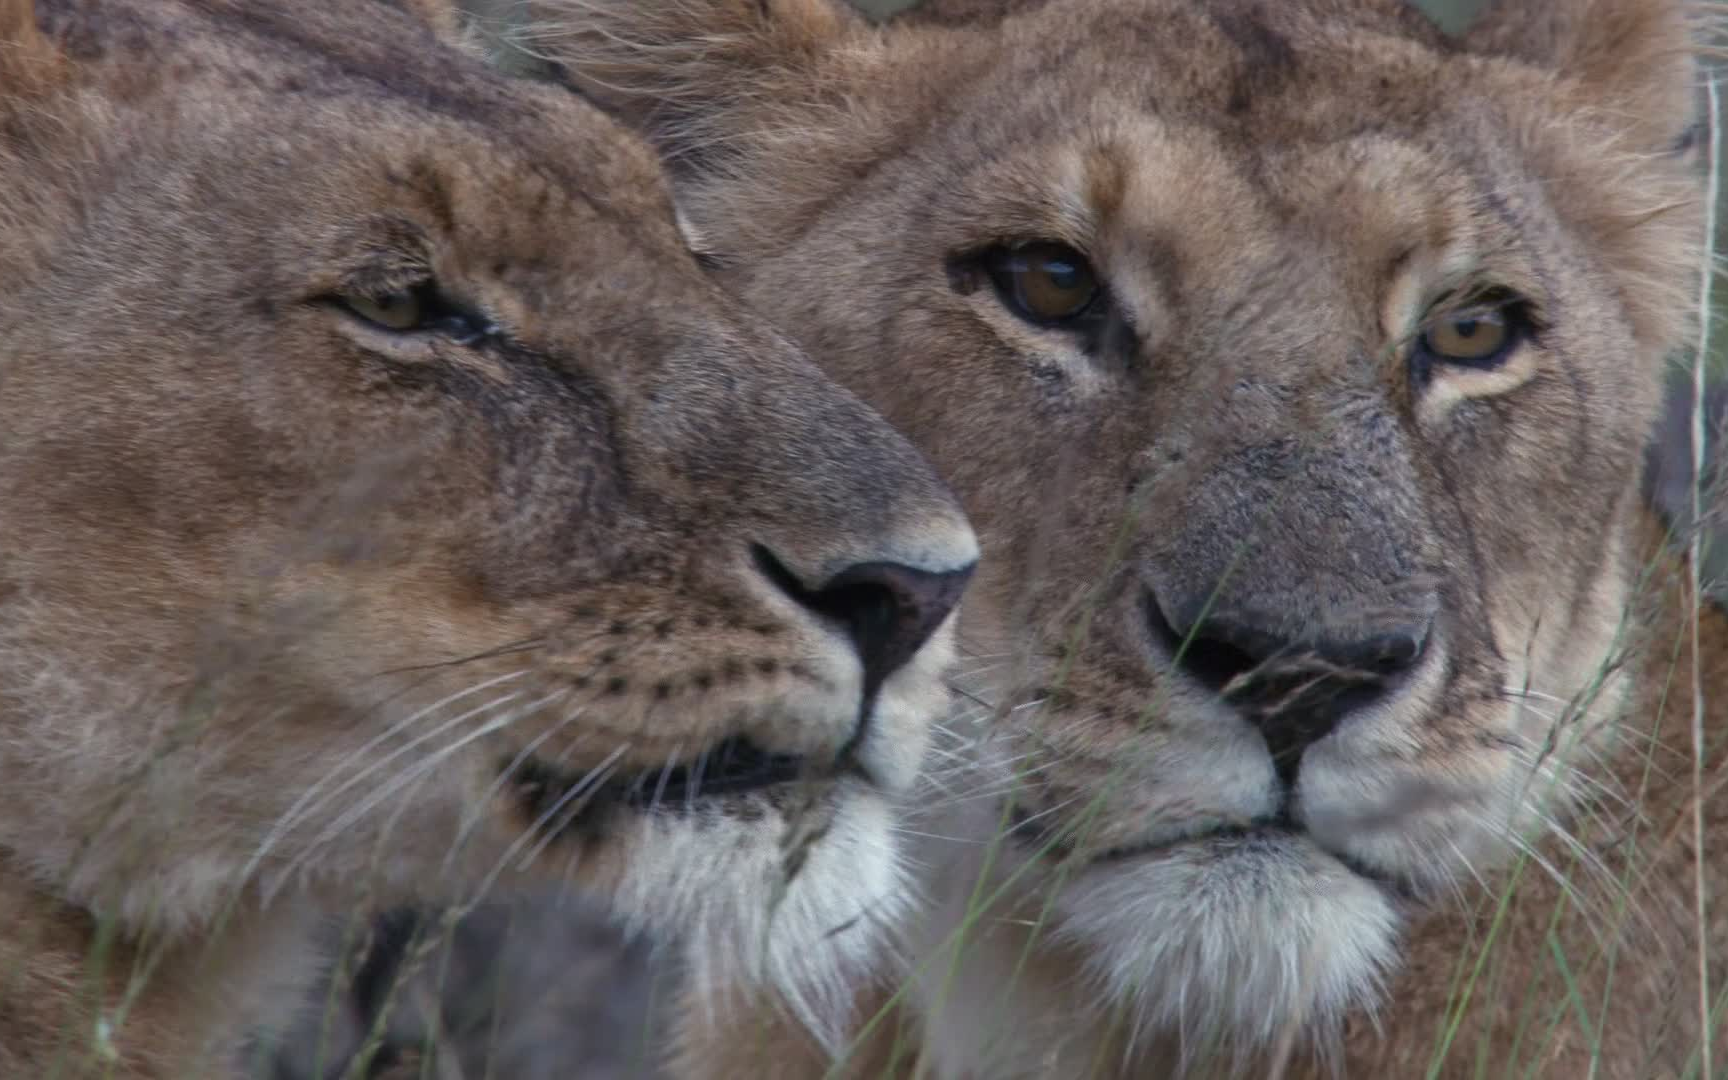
531,0,1725,1074
0,0,979,1074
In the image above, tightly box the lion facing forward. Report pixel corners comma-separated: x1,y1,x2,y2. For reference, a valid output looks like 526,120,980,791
534,0,1725,1074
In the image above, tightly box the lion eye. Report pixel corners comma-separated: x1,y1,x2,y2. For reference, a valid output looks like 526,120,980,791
340,289,427,332
329,281,495,345
1417,299,1524,368
985,242,1101,326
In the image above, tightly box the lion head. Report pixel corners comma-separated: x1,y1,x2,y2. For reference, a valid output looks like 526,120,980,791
536,0,1707,1066
0,0,978,1045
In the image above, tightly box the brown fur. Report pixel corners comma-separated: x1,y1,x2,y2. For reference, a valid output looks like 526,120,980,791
0,0,979,1075
0,0,59,91
534,0,1724,1074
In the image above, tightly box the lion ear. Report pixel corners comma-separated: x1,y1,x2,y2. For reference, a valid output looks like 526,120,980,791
1,0,62,98
524,0,864,173
1462,0,1698,153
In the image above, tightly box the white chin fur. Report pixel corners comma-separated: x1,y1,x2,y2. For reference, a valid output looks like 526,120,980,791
606,785,910,1052
1054,833,1401,1063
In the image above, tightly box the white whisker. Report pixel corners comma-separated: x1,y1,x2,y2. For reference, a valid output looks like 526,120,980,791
440,691,575,874
243,669,528,877
274,697,528,885
508,744,631,876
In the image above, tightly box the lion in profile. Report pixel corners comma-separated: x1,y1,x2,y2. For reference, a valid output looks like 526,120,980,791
533,0,1725,1074
0,1,980,1075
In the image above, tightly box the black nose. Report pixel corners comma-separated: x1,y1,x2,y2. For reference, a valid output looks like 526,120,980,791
1145,590,1432,784
753,546,974,692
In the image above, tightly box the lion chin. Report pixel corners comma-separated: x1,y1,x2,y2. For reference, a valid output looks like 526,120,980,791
1052,831,1403,1058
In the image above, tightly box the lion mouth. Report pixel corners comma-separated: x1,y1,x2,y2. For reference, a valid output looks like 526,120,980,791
507,736,854,832
1008,806,1417,901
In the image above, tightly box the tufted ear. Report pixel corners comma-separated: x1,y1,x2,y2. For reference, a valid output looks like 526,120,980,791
1462,0,1701,153
1,0,61,99
525,0,867,174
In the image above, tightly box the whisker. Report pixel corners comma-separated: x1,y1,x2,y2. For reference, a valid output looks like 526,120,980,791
889,826,993,846
1471,810,1617,952
243,671,528,877
1440,834,1490,896
947,683,996,712
274,697,529,885
685,745,711,812
511,744,631,873
371,637,545,678
650,741,684,816
439,691,575,874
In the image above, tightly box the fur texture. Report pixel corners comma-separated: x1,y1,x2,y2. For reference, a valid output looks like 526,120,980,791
0,0,979,1074
533,0,1724,1074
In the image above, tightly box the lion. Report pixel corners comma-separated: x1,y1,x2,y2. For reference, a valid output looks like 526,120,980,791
528,0,1727,1074
0,1,982,1075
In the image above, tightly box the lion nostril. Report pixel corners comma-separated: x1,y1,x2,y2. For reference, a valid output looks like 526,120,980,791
751,544,974,693
1144,591,1275,696
1146,590,1432,693
1345,629,1430,678
1145,588,1434,783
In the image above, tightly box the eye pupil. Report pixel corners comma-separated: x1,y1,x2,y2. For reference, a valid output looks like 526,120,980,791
1418,298,1523,367
982,242,1101,326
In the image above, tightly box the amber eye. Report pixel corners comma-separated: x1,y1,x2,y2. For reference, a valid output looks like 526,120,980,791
985,242,1101,326
341,289,426,332
329,281,495,345
1418,300,1523,368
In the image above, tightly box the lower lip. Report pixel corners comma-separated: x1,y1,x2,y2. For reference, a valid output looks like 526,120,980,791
1011,809,1412,897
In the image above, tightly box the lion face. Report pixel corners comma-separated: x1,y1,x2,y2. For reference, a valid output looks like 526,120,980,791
539,0,1704,1052
0,0,976,1019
